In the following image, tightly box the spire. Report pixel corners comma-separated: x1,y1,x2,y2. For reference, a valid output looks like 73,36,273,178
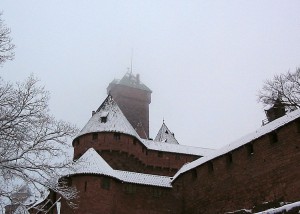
154,121,179,144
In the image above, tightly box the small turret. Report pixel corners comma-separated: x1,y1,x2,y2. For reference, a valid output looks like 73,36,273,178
155,121,179,144
263,99,286,125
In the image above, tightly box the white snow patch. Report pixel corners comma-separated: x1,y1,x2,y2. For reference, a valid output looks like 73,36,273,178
255,201,300,213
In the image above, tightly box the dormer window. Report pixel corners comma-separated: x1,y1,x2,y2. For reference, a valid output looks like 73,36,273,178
100,116,107,123
100,111,109,123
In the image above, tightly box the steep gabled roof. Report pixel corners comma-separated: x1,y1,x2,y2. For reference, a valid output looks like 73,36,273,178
155,122,179,144
76,95,140,139
172,108,300,182
67,148,172,188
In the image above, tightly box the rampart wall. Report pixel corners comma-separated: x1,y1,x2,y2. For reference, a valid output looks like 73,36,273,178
60,175,181,214
173,120,300,213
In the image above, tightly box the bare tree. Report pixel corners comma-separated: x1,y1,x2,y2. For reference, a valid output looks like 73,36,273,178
258,68,300,111
0,12,15,65
0,75,79,210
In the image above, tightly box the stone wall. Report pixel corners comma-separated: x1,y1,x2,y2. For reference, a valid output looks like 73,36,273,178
173,120,300,213
60,175,181,214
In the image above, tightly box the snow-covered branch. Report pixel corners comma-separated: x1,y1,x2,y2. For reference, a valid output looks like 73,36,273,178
0,75,79,210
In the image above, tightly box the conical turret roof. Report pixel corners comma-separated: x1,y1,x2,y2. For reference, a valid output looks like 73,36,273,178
70,148,114,176
66,148,172,187
76,95,139,138
154,121,179,144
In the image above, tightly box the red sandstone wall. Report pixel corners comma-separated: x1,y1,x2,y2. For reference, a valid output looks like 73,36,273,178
174,121,300,214
73,132,198,176
60,175,181,214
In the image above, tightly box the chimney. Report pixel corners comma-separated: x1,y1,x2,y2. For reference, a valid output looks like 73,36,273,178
92,111,96,116
136,74,140,84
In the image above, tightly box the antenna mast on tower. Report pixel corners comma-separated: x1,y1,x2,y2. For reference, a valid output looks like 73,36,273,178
130,49,133,74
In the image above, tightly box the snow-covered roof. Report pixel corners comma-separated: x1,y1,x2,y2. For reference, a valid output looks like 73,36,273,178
172,108,300,181
255,201,300,214
154,122,179,144
76,96,140,139
109,72,152,92
115,170,172,187
141,139,214,156
67,148,172,188
76,95,213,156
71,147,115,176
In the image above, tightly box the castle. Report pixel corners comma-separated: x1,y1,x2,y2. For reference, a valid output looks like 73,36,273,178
56,72,300,213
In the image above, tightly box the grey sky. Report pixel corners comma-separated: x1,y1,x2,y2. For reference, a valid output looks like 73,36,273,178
1,1,300,149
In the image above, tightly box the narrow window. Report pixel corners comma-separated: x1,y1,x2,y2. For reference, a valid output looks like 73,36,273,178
114,133,120,140
208,161,214,172
133,139,137,145
192,169,198,179
246,143,254,155
101,177,110,190
227,153,233,164
175,154,180,160
92,133,98,140
84,181,87,192
145,150,148,155
269,132,278,144
152,187,162,198
158,151,163,157
296,120,300,133
125,184,136,194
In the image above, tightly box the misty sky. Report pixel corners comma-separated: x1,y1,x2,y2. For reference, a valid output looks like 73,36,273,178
1,1,300,149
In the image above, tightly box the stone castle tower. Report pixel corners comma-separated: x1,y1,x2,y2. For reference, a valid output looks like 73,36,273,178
107,72,152,139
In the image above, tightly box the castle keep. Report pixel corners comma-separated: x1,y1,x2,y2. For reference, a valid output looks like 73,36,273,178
57,72,300,214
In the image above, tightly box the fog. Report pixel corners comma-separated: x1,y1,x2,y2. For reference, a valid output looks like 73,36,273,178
1,1,300,149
